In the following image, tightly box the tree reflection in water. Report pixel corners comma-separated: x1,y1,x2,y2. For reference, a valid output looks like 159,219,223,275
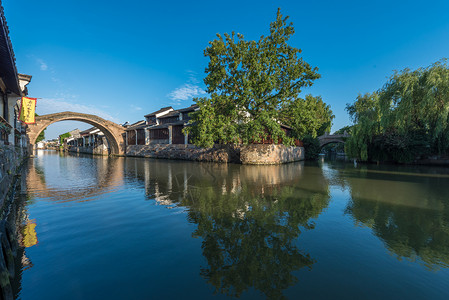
325,161,449,270
129,160,331,298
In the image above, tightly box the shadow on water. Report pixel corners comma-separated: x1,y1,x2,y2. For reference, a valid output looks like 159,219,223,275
124,159,331,299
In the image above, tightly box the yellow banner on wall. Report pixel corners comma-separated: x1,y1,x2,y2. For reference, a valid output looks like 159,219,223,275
19,97,37,124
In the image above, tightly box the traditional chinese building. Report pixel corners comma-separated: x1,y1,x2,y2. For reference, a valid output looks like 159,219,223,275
125,104,199,147
66,127,109,155
0,6,31,148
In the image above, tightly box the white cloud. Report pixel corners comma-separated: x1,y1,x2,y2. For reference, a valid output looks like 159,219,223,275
167,71,207,106
37,58,48,71
130,104,142,111
168,84,206,102
37,98,119,123
186,70,200,84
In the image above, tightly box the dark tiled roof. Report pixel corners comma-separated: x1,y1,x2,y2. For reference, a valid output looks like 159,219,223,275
148,120,186,129
80,126,98,135
125,120,146,131
177,104,199,113
0,4,20,95
157,110,180,119
144,106,173,118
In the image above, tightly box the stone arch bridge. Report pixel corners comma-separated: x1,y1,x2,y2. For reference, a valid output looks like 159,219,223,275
27,112,126,156
317,133,350,148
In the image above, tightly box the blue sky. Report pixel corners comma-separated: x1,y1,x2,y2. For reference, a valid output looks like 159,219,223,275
4,0,449,139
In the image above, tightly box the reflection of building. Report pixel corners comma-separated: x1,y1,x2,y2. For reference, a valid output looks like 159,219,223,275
124,158,309,208
26,154,124,203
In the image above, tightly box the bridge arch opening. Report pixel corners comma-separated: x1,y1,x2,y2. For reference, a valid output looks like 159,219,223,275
27,112,125,156
320,140,345,149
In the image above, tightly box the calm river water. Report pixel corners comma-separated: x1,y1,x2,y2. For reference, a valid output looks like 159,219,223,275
11,150,449,299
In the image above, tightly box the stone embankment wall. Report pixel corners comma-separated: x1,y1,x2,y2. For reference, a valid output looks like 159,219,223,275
0,146,27,209
239,144,304,164
0,147,28,299
68,145,109,156
126,144,304,164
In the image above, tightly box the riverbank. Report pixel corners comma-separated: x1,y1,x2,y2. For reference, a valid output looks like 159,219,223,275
352,155,449,167
67,144,109,156
125,144,305,164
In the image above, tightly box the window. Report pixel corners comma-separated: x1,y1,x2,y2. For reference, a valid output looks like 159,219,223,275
149,128,169,140
136,129,146,145
127,130,136,145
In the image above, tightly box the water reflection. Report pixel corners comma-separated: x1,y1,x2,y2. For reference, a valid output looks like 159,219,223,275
325,161,449,269
17,152,449,298
125,160,331,298
21,220,38,248
26,150,124,203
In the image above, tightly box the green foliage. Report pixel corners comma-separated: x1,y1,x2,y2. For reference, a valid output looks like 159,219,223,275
302,135,321,160
36,130,45,143
281,95,334,139
186,9,321,147
59,132,71,144
345,59,449,162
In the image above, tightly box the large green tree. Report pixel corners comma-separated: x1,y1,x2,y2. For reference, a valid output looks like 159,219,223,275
186,9,321,147
281,94,334,139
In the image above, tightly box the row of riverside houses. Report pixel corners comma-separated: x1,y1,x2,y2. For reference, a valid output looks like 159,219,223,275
124,105,198,146
0,2,33,208
65,127,109,155
0,1,33,291
124,104,305,164
124,104,300,147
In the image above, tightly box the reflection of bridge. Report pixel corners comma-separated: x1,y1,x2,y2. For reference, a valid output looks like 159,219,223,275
26,153,124,203
318,133,350,147
27,112,126,156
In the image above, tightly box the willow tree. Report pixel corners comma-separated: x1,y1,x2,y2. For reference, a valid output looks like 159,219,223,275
378,59,449,153
345,59,449,162
345,93,382,161
186,9,320,147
